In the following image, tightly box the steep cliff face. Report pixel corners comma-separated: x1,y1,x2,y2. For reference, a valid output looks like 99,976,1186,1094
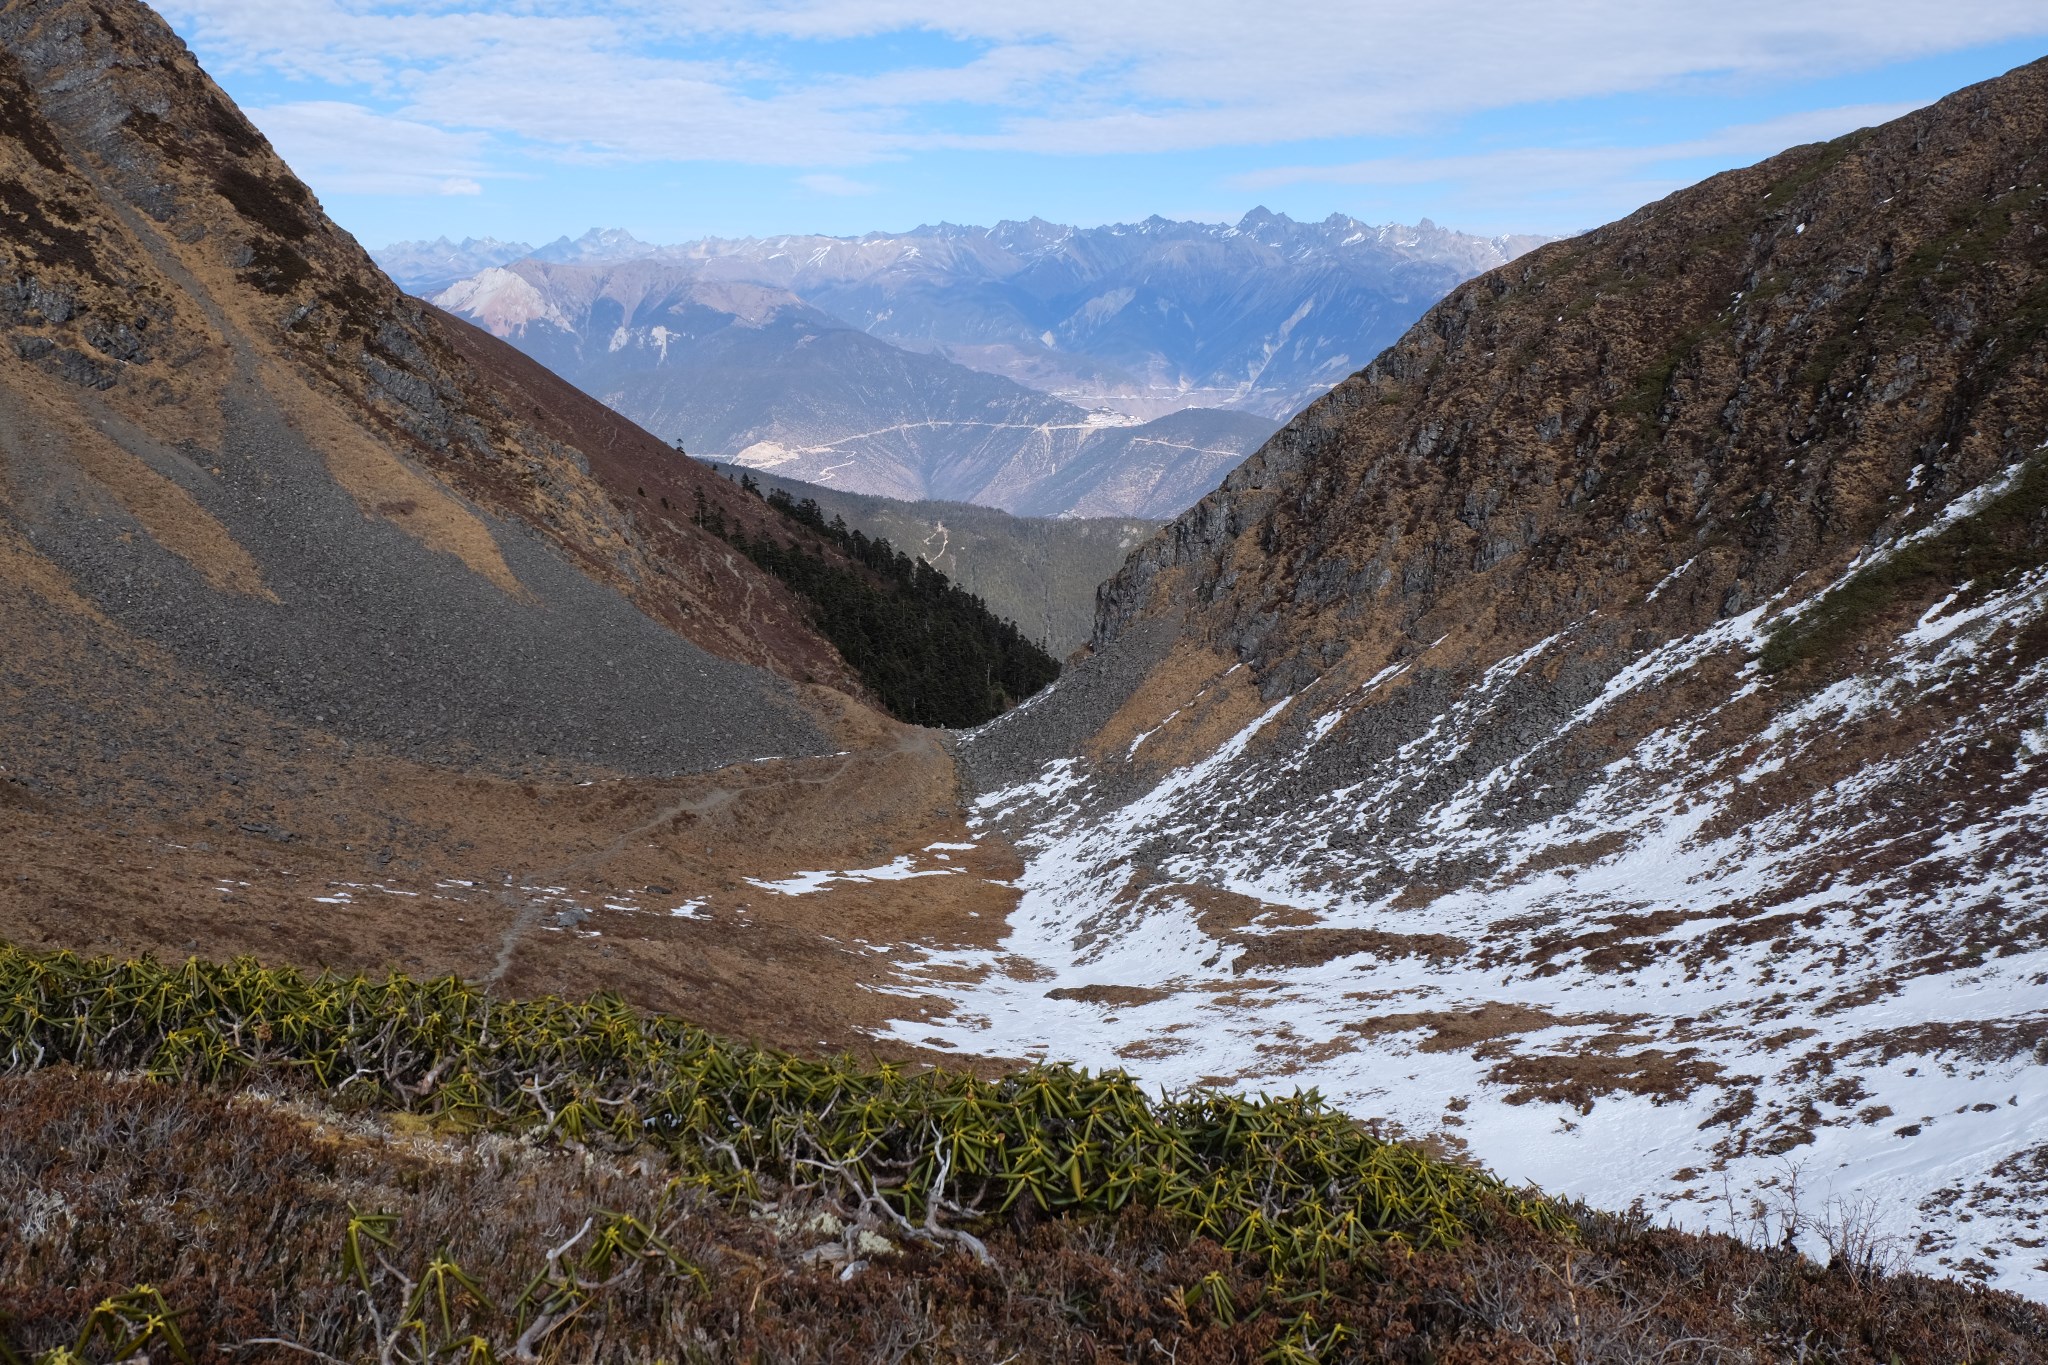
941,60,2048,1293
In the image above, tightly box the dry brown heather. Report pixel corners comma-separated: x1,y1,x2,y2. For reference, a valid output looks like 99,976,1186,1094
0,719,1020,1065
4,1069,2047,1363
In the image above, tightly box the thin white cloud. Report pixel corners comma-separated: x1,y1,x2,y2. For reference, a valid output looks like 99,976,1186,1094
247,101,500,196
797,172,879,195
165,1,2048,166
395,49,888,166
1234,102,1928,193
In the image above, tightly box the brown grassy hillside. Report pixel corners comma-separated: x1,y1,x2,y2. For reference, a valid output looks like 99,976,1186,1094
0,0,1024,1057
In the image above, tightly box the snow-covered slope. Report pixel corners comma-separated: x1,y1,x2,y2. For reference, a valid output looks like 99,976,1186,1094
917,560,2047,1295
875,61,2048,1297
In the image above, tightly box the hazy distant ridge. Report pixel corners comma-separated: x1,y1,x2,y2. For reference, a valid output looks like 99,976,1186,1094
426,257,1279,518
378,210,1550,422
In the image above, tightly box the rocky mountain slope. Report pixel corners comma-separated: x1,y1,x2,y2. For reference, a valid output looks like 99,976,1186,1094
431,258,1277,517
0,0,1040,1052
927,59,2048,1296
743,469,1160,654
385,217,1547,424
0,0,864,748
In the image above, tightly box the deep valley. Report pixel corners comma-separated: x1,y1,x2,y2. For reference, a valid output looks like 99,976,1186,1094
2,0,2047,1358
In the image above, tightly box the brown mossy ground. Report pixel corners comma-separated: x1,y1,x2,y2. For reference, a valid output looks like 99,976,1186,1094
4,1070,2045,1363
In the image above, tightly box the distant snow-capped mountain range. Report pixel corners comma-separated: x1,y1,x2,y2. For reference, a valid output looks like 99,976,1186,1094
380,211,1550,420
379,211,1548,517
428,258,1276,518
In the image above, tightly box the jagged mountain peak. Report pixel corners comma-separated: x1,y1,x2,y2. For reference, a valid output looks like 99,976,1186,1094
363,234,536,296
416,233,532,254
530,225,659,262
430,263,573,336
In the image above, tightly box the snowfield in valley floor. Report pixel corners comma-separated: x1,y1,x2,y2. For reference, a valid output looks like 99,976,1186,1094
879,565,2048,1298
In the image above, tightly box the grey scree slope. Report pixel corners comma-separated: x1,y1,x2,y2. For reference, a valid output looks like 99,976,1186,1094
0,377,829,780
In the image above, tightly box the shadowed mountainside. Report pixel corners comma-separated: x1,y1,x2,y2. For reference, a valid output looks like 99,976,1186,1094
742,468,1160,655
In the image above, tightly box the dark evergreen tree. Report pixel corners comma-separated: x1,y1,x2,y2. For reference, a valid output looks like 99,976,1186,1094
702,484,1060,726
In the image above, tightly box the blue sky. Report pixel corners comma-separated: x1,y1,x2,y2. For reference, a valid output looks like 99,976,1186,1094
157,0,2048,248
